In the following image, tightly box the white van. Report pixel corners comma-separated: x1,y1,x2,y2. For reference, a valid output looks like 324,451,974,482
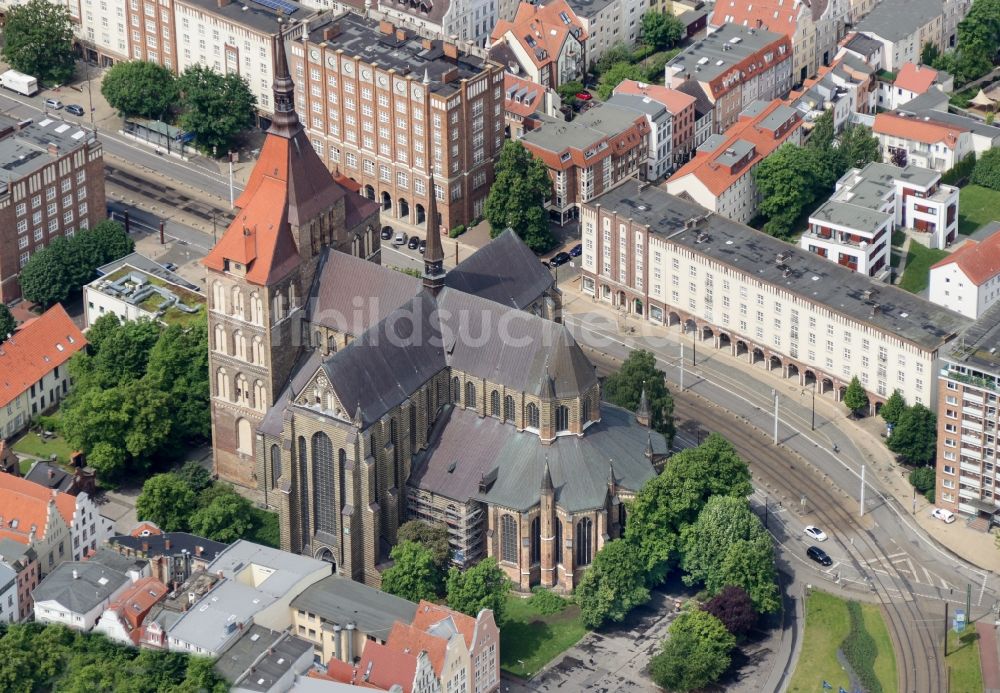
0,70,39,97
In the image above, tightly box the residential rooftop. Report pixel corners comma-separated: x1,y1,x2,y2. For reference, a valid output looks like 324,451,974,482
521,103,644,153
214,625,312,689
667,23,787,84
591,179,971,350
175,0,314,34
32,560,129,614
109,531,227,562
855,0,947,42
0,304,86,409
290,574,418,640
91,264,206,328
96,253,200,292
945,300,1000,373
0,114,96,186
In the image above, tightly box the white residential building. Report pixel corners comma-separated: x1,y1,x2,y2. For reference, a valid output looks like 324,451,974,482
84,254,205,329
32,555,145,631
855,0,971,71
579,179,972,407
79,0,130,64
930,226,1000,320
880,62,954,111
0,564,17,624
874,110,1000,173
607,92,673,180
566,0,647,68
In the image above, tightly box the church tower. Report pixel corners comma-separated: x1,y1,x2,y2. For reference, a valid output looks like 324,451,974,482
203,26,379,491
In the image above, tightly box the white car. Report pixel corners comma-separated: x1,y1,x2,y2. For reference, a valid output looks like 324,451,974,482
931,508,956,524
804,525,828,542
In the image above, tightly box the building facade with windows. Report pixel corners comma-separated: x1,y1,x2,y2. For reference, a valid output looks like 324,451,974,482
579,179,970,407
0,115,106,303
929,227,1000,320
874,110,1000,174
855,0,970,71
295,14,504,233
0,540,39,622
614,80,697,168
489,0,587,91
123,0,180,68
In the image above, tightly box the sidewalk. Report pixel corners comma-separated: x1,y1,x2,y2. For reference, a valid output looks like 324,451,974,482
978,620,1000,693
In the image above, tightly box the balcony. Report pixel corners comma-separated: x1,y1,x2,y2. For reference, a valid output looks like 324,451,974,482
960,487,980,500
965,393,985,405
963,419,983,433
962,433,982,445
962,461,983,474
961,475,982,489
962,446,983,459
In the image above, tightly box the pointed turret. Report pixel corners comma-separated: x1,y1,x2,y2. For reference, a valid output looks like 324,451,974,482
541,457,554,493
636,382,651,427
645,433,654,459
607,461,617,495
422,173,446,294
269,23,301,139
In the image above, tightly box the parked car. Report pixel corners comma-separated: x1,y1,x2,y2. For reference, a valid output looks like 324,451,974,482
931,507,956,523
380,225,394,240
65,104,85,116
393,232,408,246
44,98,63,110
549,252,571,267
162,262,177,271
407,236,420,250
804,525,828,542
418,239,427,254
576,92,593,101
569,243,583,257
807,546,833,567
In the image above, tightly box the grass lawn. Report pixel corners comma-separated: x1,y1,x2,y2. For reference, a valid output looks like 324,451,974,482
500,595,587,679
947,628,984,693
12,431,76,465
899,243,950,293
860,602,898,693
958,185,1000,236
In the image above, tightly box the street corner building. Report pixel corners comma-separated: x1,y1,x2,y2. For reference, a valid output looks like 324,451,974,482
203,34,665,591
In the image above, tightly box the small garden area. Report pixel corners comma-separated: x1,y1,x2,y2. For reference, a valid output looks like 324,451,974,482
500,590,587,679
12,412,75,467
958,185,1000,236
947,627,984,693
898,243,950,294
788,590,896,693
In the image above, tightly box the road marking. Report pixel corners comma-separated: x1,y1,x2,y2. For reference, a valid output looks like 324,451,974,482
885,551,908,559
922,565,934,584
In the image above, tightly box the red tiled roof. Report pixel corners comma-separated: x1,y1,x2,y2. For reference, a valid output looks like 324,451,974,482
357,641,418,693
873,112,964,149
105,576,168,641
0,304,85,409
387,621,448,675
666,100,803,196
0,474,76,544
129,522,162,537
504,74,547,118
710,0,800,38
613,80,696,115
412,600,477,651
490,0,588,70
931,234,1000,285
894,63,938,94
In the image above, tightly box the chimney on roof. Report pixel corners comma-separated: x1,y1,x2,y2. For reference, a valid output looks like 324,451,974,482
870,304,881,317
48,469,55,480
422,38,433,50
216,0,231,6
142,541,149,552
379,20,394,35
164,538,172,550
396,28,407,41
443,42,459,60
195,546,203,557
47,143,58,156
323,24,341,41
441,67,459,83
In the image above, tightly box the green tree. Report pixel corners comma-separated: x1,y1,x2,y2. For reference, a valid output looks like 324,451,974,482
0,305,16,344
971,148,1000,191
680,496,779,614
702,585,758,636
843,375,869,418
640,11,685,50
753,144,831,237
556,80,585,104
837,124,881,171
382,541,444,602
80,313,122,353
101,60,178,119
178,65,256,154
909,466,936,495
175,460,214,493
888,403,937,466
921,41,941,66
1,0,75,85
135,473,198,531
880,390,907,426
951,0,1000,83
807,110,836,151
575,540,650,628
602,349,675,443
624,433,752,585
483,140,555,252
594,43,633,75
649,609,735,692
87,318,161,389
446,557,512,624
596,61,646,100
398,520,452,573
188,487,254,542
145,322,210,441
18,236,74,307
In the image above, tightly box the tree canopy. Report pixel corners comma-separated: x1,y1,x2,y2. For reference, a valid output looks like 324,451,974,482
382,541,443,602
888,403,937,466
188,488,255,543
602,348,675,444
649,609,735,692
484,140,555,252
880,390,907,427
640,11,685,51
932,0,1000,84
135,473,199,532
0,305,16,344
397,520,452,573
101,60,178,120
178,65,256,154
702,585,759,636
1,0,75,85
575,539,650,628
446,558,511,624
971,148,1000,191
843,376,869,418
596,62,647,100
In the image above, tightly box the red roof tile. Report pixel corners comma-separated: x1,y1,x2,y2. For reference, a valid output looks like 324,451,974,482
0,473,77,544
711,0,800,38
491,0,587,71
932,234,1000,285
894,63,938,94
613,80,696,115
504,74,547,118
105,576,168,640
0,304,86,408
387,621,448,675
412,600,477,651
357,641,418,693
873,112,964,149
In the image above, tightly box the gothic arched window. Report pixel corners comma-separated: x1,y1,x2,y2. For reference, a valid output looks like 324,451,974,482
526,403,540,429
297,436,309,539
555,405,569,432
452,377,461,403
582,398,590,424
236,418,252,455
312,432,336,535
530,516,541,564
501,515,517,563
214,324,226,354
575,518,593,565
504,395,515,423
554,519,563,565
270,444,282,487
338,448,347,511
490,390,500,417
465,382,477,408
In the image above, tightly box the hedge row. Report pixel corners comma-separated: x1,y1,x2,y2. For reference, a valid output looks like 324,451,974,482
841,600,883,693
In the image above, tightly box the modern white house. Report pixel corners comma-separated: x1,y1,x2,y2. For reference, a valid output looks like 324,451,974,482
84,254,205,329
929,226,1000,319
32,560,135,631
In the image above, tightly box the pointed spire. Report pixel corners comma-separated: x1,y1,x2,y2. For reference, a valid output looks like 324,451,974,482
607,461,617,487
423,68,431,85
269,21,302,139
636,382,651,427
541,457,553,493
645,433,654,459
353,402,363,427
422,172,445,294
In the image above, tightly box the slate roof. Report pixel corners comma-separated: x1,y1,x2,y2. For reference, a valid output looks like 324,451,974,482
290,574,418,640
215,625,312,689
109,532,227,562
33,560,129,614
856,0,945,42
24,462,74,493
444,228,554,310
410,405,662,512
841,32,883,60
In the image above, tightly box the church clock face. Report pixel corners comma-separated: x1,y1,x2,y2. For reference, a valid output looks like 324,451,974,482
326,56,336,69
344,62,354,75
395,80,405,94
412,86,423,101
377,75,388,87
309,48,319,61
361,68,372,80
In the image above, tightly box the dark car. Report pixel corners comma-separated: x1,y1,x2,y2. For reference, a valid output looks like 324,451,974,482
807,546,833,567
569,243,583,257
380,225,393,240
407,235,421,250
419,239,427,254
65,104,85,116
549,251,572,267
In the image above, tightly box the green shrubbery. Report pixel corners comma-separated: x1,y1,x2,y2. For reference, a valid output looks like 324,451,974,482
942,152,977,186
527,587,570,615
449,224,466,238
971,149,1000,191
842,601,884,693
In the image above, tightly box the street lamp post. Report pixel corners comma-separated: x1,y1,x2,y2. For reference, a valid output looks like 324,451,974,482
772,388,779,445
810,387,815,430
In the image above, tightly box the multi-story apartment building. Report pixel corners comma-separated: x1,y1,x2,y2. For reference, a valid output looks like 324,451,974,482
0,115,106,303
564,0,646,68
489,0,587,91
503,74,561,138
79,0,130,64
124,0,180,67
606,92,673,180
711,0,850,85
614,79,697,167
929,227,1000,320
520,103,649,223
665,23,794,133
580,179,970,406
375,0,497,46
787,53,877,127
0,305,87,440
800,162,958,279
874,110,1000,174
295,13,504,232
935,307,1000,519
855,0,971,71
0,540,39,622
664,100,802,224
